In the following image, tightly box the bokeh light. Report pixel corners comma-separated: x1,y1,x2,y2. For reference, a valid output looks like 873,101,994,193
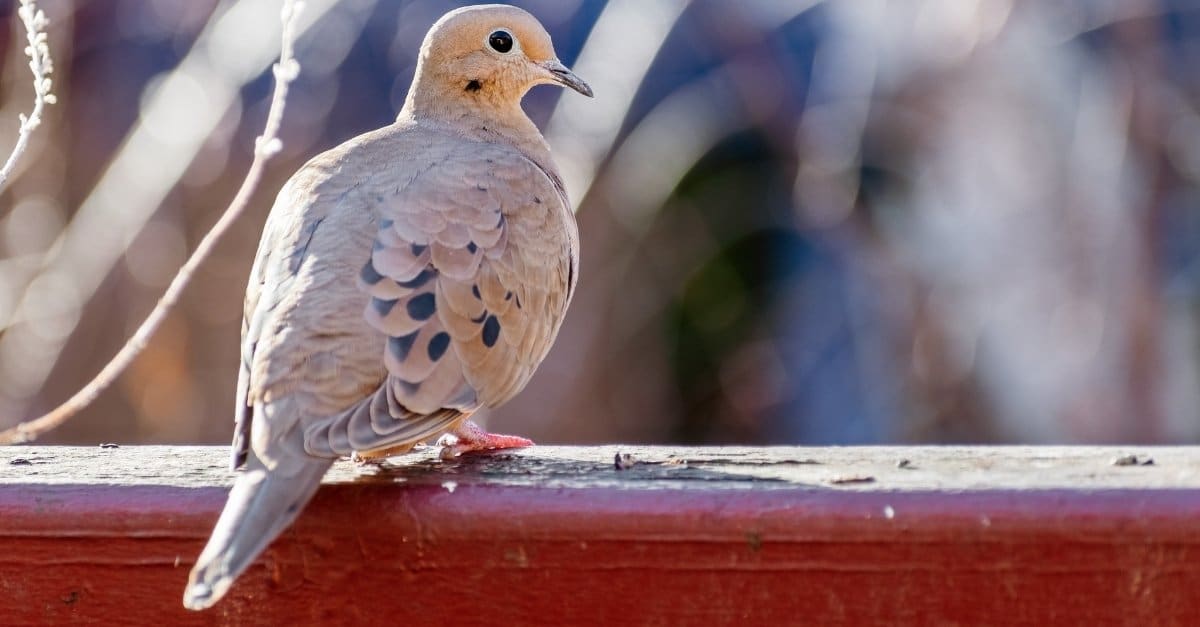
0,0,1198,446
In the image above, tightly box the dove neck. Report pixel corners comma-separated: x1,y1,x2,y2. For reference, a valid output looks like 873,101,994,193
401,76,549,159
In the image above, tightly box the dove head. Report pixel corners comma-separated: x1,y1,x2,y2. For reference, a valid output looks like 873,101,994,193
403,4,592,123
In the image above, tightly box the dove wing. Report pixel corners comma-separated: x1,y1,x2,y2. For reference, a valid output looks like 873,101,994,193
304,140,577,457
230,246,264,471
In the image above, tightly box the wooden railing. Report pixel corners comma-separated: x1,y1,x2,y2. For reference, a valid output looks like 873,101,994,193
1,445,1198,625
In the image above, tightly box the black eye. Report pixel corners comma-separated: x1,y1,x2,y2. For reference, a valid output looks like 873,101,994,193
489,30,513,53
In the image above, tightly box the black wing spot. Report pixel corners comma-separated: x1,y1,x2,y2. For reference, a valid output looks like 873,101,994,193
470,310,488,324
360,261,385,285
372,298,398,316
290,217,325,271
467,241,478,254
472,285,481,300
465,79,482,92
390,332,418,362
411,243,428,256
398,379,420,395
504,291,512,301
397,269,434,289
482,315,501,348
406,293,436,321
428,332,451,362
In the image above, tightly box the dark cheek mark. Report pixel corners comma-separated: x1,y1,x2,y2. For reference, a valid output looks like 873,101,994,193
427,332,451,362
504,291,512,301
372,297,398,316
515,293,522,309
406,293,436,321
482,315,501,348
465,79,482,92
390,332,418,362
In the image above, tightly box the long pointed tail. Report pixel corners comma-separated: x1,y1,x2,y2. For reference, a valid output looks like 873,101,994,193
183,457,332,610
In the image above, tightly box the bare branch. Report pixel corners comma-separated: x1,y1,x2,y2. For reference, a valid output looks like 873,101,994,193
0,0,56,192
0,0,305,444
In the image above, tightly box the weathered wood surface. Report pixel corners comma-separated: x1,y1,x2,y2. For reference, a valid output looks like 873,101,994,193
1,445,1199,625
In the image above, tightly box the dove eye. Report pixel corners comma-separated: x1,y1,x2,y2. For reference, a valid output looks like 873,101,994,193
488,30,514,53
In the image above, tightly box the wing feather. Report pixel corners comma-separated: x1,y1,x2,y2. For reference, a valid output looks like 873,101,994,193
302,140,576,458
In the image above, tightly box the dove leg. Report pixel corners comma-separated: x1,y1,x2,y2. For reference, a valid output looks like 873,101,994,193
438,419,533,459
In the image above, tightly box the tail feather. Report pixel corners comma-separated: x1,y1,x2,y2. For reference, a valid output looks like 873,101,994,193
183,457,332,610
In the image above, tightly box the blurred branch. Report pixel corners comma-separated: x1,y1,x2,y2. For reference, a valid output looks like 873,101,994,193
544,0,823,212
543,0,693,211
1069,3,1174,40
0,0,339,417
0,0,55,193
539,4,823,422
0,0,304,444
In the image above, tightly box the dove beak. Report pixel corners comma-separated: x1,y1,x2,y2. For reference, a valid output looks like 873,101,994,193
541,59,593,97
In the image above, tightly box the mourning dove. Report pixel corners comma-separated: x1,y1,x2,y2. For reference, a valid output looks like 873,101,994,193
183,4,590,610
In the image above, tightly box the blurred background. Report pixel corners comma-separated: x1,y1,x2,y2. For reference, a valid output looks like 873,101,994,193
1,0,1199,446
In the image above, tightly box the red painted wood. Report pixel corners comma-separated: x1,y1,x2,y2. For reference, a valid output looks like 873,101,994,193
3,445,1200,625
2,480,1200,625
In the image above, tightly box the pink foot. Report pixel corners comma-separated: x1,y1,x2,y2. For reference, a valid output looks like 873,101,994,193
438,419,534,460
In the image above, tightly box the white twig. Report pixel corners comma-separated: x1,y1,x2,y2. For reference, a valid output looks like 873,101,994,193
0,0,305,444
0,0,55,192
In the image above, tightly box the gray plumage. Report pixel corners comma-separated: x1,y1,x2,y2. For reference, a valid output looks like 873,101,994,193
184,4,590,610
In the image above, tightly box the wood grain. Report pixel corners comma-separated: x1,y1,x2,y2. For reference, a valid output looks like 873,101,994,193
1,445,1198,625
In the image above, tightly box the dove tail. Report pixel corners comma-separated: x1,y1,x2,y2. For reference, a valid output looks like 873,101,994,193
183,456,332,610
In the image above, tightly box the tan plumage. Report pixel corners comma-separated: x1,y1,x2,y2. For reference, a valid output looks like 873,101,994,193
183,4,590,610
